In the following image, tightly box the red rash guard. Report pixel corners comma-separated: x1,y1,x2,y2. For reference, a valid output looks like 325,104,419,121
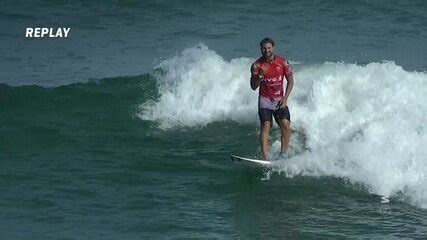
251,55,293,99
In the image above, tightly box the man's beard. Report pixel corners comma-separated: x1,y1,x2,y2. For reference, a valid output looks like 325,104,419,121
264,52,273,58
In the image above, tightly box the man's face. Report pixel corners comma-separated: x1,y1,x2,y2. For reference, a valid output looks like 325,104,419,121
261,43,274,59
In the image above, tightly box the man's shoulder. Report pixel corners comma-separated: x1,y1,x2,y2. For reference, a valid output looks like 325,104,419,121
275,55,291,67
274,55,286,62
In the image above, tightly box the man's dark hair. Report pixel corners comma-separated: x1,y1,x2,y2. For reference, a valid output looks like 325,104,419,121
260,37,275,47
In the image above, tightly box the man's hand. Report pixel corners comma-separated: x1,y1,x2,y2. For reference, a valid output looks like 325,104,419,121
277,97,287,109
252,63,265,80
250,63,265,90
258,67,265,80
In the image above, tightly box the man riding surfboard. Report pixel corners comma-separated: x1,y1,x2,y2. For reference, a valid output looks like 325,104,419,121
250,37,294,160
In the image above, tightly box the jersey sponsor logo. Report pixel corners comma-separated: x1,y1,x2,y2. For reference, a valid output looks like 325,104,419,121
265,77,277,82
264,75,282,83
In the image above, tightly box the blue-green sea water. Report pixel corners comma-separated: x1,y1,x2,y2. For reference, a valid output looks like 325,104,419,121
1,0,427,239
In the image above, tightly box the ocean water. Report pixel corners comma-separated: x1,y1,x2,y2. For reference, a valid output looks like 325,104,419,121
1,0,427,239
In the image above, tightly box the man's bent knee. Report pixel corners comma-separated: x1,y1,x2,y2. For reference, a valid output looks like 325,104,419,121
261,121,271,131
281,119,291,131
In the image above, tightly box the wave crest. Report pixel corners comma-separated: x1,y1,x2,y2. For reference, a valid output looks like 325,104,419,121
139,45,427,209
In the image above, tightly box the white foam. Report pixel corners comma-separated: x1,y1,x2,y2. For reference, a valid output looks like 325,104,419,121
139,45,427,209
139,44,257,128
286,61,427,208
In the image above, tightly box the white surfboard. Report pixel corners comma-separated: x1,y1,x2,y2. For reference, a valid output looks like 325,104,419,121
230,154,271,166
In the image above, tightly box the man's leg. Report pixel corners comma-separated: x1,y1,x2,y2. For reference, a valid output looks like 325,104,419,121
274,106,291,157
279,119,291,153
260,121,271,160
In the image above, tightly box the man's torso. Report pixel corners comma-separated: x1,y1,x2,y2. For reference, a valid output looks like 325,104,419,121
253,55,292,109
254,55,289,99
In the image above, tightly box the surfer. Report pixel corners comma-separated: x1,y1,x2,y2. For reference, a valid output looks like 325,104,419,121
250,38,294,160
